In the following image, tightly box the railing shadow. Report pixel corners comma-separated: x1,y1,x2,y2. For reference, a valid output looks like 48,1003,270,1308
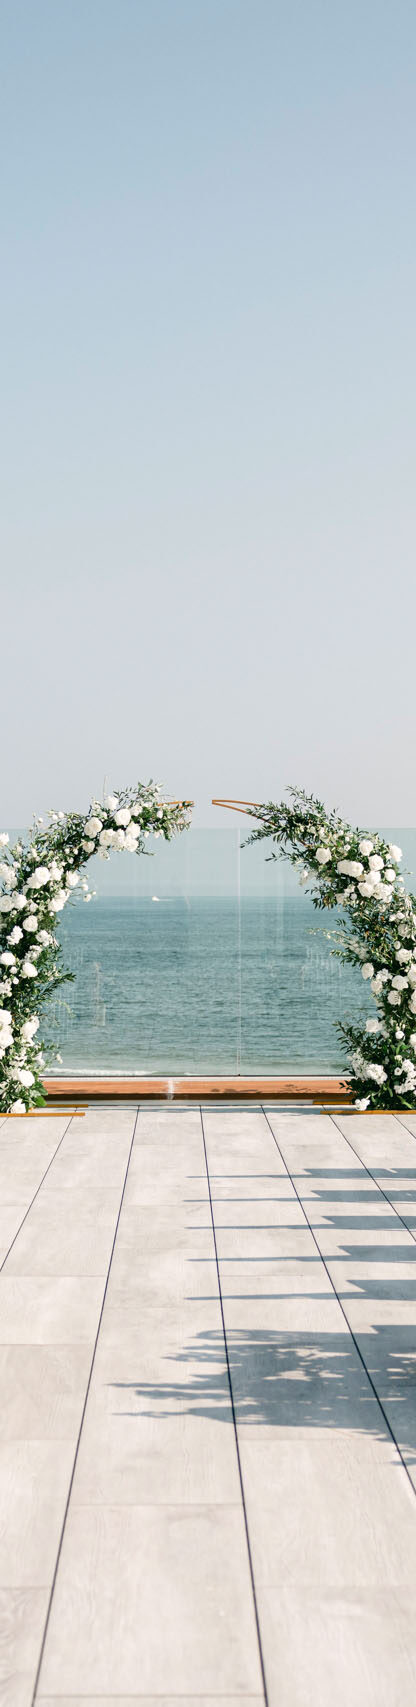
111,1161,416,1464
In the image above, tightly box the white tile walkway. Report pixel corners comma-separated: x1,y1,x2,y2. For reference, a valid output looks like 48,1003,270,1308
1,1105,416,1704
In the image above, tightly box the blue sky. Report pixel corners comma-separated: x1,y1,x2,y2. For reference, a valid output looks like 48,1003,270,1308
1,1,415,826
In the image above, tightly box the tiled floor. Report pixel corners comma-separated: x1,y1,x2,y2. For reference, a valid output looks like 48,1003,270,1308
2,1104,416,1704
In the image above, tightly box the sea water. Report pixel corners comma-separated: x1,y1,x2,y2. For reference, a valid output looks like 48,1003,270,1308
44,894,373,1075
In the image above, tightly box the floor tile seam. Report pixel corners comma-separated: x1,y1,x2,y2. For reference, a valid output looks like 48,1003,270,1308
67,1500,245,1511
395,1114,416,1136
330,1115,416,1247
0,1117,79,1278
31,1111,139,1707
3,1272,119,1280
262,1108,416,1501
200,1109,269,1707
0,1339,100,1349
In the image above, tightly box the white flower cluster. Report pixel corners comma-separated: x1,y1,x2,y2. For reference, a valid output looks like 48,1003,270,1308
248,789,416,1111
0,784,192,1112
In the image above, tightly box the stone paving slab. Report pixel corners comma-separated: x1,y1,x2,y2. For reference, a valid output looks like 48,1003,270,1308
1,1107,416,1703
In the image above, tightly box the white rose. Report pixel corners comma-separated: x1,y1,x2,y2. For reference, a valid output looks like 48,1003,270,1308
82,840,95,854
388,990,401,1005
115,829,126,848
84,818,102,837
105,794,119,810
407,965,416,986
0,833,9,846
384,868,397,883
358,882,375,898
316,847,331,864
358,840,373,856
355,1097,370,1110
8,926,23,944
49,893,67,912
21,1017,39,1040
31,866,51,888
124,833,139,851
391,974,408,990
0,951,15,966
130,802,143,815
368,855,384,871
366,1018,380,1033
396,948,412,963
337,860,364,877
409,1033,416,1049
23,915,38,932
367,1063,387,1084
65,873,80,888
0,1007,12,1026
21,961,38,977
49,861,64,880
16,1067,35,1087
37,930,52,946
361,964,374,980
0,896,15,913
388,845,402,862
410,992,416,1014
395,1028,404,1040
99,829,114,846
114,808,131,827
11,1100,26,1112
12,896,26,911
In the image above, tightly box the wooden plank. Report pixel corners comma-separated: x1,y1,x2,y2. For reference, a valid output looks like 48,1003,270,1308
43,1075,350,1102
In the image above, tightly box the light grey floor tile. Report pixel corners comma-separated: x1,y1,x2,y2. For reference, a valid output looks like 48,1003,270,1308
38,1505,263,1696
259,1584,416,1707
240,1434,416,1587
0,1585,48,1707
4,1188,120,1277
0,1276,103,1343
0,1117,69,1144
0,1439,74,1586
72,1339,239,1505
0,1345,91,1441
41,1142,131,1190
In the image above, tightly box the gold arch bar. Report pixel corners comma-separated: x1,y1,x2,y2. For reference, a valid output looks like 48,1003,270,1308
212,798,264,815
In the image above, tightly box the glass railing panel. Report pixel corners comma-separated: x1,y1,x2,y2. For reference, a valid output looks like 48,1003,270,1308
42,828,241,1075
3,824,415,1077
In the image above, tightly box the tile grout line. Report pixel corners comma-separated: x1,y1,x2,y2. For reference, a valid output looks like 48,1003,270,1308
31,1107,140,1705
0,1113,77,1275
330,1111,416,1246
200,1107,269,1707
261,1105,416,1502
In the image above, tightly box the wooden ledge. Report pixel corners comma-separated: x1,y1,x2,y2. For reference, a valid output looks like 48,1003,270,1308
43,1076,351,1104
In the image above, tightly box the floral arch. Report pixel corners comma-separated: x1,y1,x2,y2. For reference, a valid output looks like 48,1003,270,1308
241,787,416,1109
0,784,191,1112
